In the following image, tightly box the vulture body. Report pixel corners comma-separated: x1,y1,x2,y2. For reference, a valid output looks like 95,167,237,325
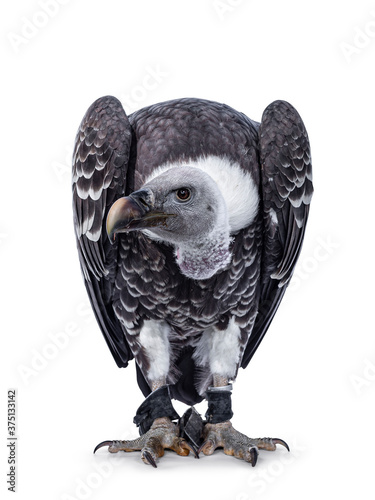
72,96,312,466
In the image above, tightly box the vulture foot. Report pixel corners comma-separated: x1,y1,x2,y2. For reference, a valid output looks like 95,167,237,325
198,421,289,466
94,417,196,467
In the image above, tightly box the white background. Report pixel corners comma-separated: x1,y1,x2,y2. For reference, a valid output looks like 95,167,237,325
1,0,374,499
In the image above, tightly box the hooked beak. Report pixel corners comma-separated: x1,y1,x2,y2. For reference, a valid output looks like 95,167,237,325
106,189,173,243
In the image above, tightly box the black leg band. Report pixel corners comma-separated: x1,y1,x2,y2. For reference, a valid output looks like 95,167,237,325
179,407,204,450
205,387,234,424
133,385,180,435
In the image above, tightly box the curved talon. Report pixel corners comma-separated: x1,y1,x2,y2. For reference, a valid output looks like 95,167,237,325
197,442,205,454
189,444,200,459
93,441,114,454
92,418,197,466
250,447,258,467
198,421,289,464
176,438,198,458
197,439,215,456
272,438,290,452
142,450,157,468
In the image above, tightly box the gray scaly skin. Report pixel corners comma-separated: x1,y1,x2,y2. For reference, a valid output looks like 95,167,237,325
198,421,289,466
94,417,196,468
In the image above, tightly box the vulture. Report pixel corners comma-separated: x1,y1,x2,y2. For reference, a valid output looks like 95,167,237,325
72,96,313,467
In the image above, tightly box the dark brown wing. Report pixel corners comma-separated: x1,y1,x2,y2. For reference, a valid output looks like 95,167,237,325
72,96,133,367
241,100,313,368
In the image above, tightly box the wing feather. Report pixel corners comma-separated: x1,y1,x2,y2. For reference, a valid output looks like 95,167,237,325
241,100,313,368
72,96,133,367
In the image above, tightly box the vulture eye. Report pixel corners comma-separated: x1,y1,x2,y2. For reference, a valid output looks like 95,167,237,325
176,188,191,201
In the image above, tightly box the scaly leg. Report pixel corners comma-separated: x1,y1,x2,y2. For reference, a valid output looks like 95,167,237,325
199,420,289,466
193,318,289,466
199,376,289,466
94,320,195,467
94,417,196,467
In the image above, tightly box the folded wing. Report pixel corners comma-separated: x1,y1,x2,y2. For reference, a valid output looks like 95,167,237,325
242,100,313,367
72,96,133,367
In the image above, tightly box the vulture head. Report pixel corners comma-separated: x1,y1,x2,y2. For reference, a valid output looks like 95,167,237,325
106,166,232,280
